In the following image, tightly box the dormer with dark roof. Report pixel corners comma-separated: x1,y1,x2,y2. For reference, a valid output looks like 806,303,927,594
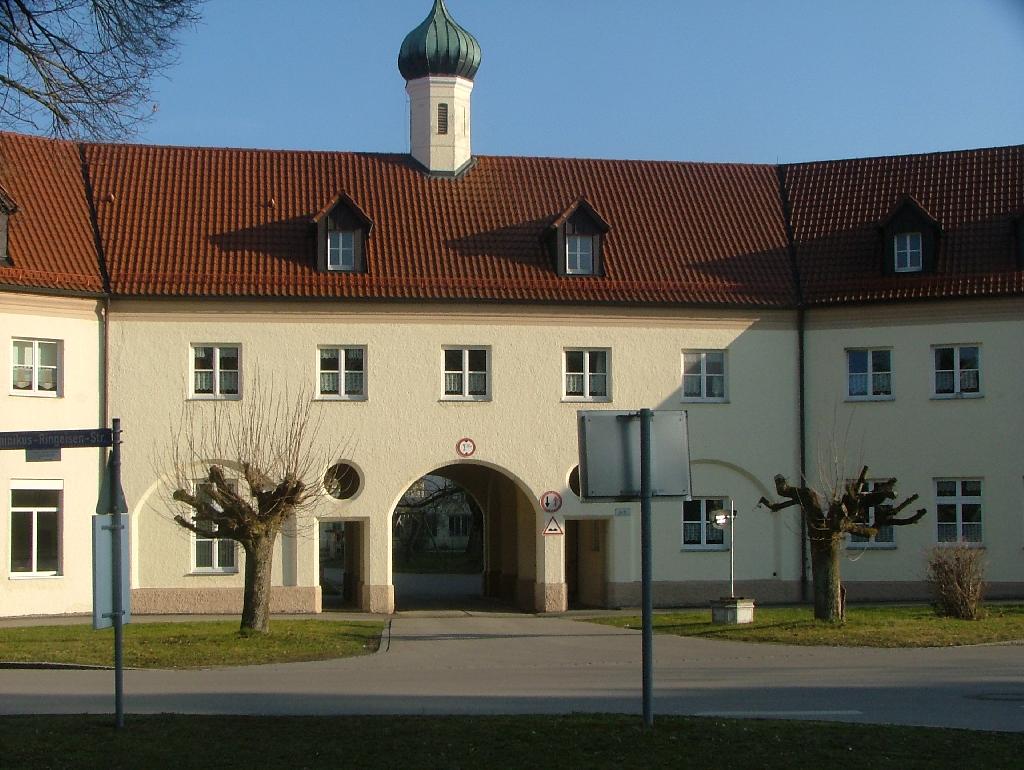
312,193,374,274
549,198,611,277
0,183,17,265
879,196,940,275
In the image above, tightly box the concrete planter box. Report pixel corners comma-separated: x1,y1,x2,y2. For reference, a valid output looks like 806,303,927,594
711,597,755,625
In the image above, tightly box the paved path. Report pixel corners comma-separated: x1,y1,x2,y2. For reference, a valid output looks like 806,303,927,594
1,614,1022,732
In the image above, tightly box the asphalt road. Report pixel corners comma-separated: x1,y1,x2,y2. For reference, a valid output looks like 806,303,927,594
1,614,1022,732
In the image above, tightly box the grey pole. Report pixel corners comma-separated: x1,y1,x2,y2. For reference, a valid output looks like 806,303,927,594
730,500,736,598
639,408,653,729
111,417,125,729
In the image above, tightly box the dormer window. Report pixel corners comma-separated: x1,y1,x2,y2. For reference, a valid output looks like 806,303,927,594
566,235,594,275
0,184,18,266
894,232,922,272
549,198,611,278
880,196,939,276
312,192,373,274
328,230,356,272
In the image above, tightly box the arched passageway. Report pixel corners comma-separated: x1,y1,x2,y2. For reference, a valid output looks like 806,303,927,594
391,463,537,611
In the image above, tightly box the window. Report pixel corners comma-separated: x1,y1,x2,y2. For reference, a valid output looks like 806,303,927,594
563,349,609,401
318,346,366,399
566,235,594,275
933,345,980,397
192,479,237,573
327,230,356,271
437,102,449,135
894,232,923,272
11,338,60,396
847,480,896,548
448,514,471,537
10,487,61,576
682,497,728,549
191,345,240,399
936,479,982,543
682,350,726,401
443,347,489,400
847,349,892,399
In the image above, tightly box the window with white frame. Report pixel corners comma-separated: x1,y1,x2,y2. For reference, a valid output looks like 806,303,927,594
893,232,923,272
933,345,980,397
566,235,594,275
936,479,983,543
682,350,726,401
11,338,60,396
847,480,896,548
563,349,609,401
192,479,238,572
318,346,366,399
847,348,892,399
10,485,61,576
327,230,356,271
682,497,728,549
443,347,489,399
191,345,240,399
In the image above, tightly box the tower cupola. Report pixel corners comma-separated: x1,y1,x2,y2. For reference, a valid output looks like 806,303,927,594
399,0,481,175
398,0,481,82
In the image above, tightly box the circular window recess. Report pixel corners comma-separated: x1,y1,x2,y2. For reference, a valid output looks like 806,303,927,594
324,463,361,500
568,466,581,498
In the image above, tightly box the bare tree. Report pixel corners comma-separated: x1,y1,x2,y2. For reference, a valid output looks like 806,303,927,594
758,466,926,623
165,382,335,634
0,0,202,139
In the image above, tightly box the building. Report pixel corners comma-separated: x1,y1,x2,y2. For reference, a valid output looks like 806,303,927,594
2,0,1022,617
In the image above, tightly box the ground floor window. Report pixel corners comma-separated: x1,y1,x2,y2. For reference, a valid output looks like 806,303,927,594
192,480,238,572
847,480,896,548
682,497,728,549
10,487,61,575
936,479,982,543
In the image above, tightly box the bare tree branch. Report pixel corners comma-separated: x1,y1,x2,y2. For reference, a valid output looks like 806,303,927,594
0,0,202,139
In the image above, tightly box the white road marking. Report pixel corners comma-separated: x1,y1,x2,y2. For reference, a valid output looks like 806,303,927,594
695,710,863,717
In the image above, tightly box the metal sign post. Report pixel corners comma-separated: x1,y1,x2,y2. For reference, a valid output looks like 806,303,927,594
577,409,691,731
0,421,128,730
639,408,654,729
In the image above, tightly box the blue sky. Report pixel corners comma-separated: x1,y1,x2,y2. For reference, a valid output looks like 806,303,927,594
139,0,1024,163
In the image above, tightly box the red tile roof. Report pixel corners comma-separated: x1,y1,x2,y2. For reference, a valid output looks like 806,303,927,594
0,133,104,294
81,144,794,306
784,145,1024,305
2,132,1021,308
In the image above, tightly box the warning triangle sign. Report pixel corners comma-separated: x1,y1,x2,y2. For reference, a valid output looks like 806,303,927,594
543,517,564,536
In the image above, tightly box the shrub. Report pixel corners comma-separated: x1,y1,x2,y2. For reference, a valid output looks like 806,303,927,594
926,544,986,620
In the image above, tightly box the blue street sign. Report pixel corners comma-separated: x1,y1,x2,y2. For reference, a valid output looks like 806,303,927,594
0,429,112,451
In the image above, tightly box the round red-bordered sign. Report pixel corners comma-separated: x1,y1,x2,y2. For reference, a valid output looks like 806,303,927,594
455,437,476,457
540,490,563,513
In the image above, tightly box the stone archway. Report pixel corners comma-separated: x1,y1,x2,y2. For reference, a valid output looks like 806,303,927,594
390,462,538,611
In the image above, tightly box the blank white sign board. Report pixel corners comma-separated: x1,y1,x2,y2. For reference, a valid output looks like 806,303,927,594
577,410,691,500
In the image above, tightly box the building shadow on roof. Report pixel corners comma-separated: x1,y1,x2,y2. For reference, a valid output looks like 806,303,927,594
208,215,316,267
444,217,553,266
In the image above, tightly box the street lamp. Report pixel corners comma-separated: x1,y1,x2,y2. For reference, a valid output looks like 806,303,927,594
711,501,736,598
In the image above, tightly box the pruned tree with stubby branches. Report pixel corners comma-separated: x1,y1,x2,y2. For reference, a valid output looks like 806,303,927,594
758,466,927,622
0,0,203,139
164,381,337,634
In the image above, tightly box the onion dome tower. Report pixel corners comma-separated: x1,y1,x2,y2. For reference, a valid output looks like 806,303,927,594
398,0,481,174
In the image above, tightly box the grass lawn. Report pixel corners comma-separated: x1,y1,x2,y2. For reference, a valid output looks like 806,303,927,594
0,714,1020,769
0,620,383,669
585,604,1024,647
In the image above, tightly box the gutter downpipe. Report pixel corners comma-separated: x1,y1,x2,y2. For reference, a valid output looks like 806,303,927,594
776,165,810,603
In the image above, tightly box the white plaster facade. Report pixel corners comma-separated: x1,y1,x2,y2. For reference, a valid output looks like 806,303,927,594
1,292,104,616
105,300,801,615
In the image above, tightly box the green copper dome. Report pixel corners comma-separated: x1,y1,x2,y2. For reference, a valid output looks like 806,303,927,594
398,0,481,82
